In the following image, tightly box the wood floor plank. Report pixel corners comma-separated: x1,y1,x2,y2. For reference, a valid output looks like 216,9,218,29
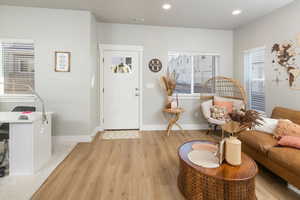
32,131,300,200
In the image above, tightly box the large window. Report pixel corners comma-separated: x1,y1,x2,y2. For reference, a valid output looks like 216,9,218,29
167,52,218,96
244,47,265,112
0,40,34,96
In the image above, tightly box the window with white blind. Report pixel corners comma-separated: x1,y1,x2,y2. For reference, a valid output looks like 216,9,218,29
167,52,218,97
244,47,265,112
0,40,35,97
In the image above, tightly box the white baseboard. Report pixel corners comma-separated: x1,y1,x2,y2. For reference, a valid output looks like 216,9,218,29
52,135,92,144
91,126,104,137
141,123,209,131
52,124,206,143
52,126,104,144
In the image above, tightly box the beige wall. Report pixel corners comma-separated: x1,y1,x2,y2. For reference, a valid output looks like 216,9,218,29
234,1,300,116
98,23,233,128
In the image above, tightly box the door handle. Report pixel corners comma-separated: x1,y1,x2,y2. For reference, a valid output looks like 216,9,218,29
135,88,139,96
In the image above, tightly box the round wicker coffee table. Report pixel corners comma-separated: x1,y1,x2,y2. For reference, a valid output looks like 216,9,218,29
178,140,258,200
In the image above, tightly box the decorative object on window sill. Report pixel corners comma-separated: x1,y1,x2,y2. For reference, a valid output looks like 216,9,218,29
55,51,70,72
222,109,263,166
149,58,162,73
160,72,178,108
171,94,179,109
271,40,300,89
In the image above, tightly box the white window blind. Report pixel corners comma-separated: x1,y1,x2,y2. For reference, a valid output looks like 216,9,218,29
0,41,35,95
168,53,218,95
244,48,265,112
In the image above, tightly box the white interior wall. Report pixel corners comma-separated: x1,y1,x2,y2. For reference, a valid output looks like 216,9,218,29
0,5,99,137
98,23,233,128
234,0,300,116
89,14,100,133
0,5,235,134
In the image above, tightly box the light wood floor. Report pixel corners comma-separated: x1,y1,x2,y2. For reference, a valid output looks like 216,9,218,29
32,131,300,200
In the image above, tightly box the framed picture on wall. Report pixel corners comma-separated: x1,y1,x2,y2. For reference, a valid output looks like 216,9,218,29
55,51,71,72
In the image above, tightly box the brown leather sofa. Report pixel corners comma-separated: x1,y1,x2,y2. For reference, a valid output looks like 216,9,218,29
239,107,300,189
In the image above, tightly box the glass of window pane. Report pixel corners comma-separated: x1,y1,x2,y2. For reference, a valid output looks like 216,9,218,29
168,54,192,94
111,56,132,74
1,42,35,95
193,55,214,93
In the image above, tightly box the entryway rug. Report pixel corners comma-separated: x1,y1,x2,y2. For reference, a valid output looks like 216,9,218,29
102,131,140,140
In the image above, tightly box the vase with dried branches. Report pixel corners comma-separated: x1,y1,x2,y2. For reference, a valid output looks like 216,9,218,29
222,109,263,166
227,109,263,135
160,72,178,108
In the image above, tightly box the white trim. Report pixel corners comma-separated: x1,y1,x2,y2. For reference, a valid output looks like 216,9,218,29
52,135,92,144
52,126,104,144
0,39,34,43
99,44,144,130
100,44,143,52
141,123,209,131
243,46,266,54
168,51,220,56
90,126,104,137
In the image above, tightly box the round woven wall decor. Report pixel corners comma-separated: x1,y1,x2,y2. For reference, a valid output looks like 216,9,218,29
149,58,162,73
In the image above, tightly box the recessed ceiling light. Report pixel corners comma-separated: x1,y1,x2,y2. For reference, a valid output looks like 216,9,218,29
232,9,242,16
162,3,172,10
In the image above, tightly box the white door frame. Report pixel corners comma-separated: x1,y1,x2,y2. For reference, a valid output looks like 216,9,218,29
99,44,143,130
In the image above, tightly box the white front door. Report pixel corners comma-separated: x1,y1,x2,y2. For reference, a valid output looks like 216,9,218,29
103,50,140,130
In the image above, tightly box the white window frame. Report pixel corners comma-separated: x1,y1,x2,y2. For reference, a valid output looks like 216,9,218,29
0,39,35,102
168,51,219,99
244,46,266,113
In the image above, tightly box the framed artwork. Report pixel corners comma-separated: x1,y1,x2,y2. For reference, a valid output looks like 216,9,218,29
55,51,71,72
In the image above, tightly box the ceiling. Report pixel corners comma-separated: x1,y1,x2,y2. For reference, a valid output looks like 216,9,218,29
0,0,294,29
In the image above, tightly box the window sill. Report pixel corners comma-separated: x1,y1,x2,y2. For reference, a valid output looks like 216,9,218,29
173,94,200,100
0,95,35,103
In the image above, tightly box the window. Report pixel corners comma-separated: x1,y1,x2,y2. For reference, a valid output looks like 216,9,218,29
0,40,34,96
244,47,265,112
167,52,218,96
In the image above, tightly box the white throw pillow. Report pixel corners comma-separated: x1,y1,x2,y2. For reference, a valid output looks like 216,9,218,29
254,117,279,134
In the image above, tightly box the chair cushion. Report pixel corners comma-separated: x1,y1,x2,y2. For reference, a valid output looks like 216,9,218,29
210,105,227,121
201,100,213,119
268,147,300,176
214,101,233,113
239,131,277,154
214,96,245,111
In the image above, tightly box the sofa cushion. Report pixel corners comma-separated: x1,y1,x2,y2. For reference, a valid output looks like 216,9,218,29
274,119,300,139
268,147,300,176
239,131,277,154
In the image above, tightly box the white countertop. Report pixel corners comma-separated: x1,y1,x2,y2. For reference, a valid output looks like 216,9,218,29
0,112,52,123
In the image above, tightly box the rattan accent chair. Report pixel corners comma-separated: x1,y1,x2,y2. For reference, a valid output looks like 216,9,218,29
200,76,247,134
